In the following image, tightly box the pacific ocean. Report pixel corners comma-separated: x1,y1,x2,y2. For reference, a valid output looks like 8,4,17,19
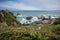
12,10,60,21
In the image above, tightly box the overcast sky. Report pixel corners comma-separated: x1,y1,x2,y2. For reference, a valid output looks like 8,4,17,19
0,0,60,10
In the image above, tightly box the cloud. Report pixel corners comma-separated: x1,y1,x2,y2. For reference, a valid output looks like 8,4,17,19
0,1,39,10
22,0,60,10
0,0,60,10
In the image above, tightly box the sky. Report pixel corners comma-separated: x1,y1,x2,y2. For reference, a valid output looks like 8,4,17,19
0,0,60,10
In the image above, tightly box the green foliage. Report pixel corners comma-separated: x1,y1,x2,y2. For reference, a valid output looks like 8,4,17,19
0,31,37,40
0,10,21,26
51,25,60,35
53,18,60,24
0,23,8,28
0,24,60,40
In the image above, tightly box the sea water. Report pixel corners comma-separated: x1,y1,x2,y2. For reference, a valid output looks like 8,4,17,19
12,10,60,21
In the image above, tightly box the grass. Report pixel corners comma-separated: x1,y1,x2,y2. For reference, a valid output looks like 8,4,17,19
0,24,60,40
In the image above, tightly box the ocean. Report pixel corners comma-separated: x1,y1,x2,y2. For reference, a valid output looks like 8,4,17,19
12,10,60,21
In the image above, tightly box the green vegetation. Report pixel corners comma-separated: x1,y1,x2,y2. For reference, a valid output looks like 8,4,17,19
0,10,21,27
53,18,60,24
0,24,60,40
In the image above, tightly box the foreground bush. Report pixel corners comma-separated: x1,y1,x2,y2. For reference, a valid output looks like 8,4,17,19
0,31,39,40
0,24,60,40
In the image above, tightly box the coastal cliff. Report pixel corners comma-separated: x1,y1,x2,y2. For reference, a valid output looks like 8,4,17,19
0,10,21,27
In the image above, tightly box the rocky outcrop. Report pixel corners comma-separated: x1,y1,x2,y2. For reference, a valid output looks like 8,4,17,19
0,11,4,23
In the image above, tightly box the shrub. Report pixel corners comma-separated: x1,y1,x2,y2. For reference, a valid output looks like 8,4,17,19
53,18,60,24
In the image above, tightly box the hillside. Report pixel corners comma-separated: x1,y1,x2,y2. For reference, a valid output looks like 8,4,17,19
0,10,21,27
0,10,60,40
